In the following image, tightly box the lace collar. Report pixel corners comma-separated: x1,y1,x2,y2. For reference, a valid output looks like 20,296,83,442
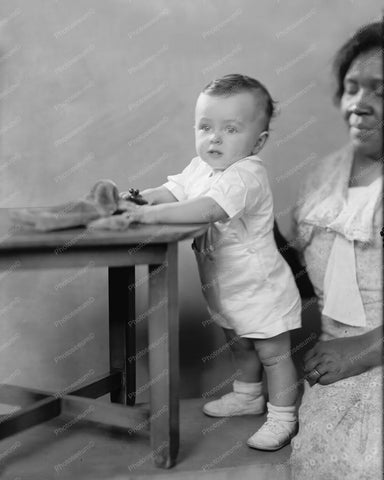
295,145,382,247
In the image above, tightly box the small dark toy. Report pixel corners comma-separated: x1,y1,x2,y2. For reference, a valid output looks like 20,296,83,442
124,188,148,206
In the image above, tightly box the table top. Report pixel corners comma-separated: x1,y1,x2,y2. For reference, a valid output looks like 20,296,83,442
0,209,209,251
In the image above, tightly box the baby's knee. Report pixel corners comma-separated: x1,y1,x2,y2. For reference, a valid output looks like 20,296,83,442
255,333,292,366
258,348,283,367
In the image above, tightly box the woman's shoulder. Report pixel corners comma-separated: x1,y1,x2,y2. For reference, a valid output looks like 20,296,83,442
316,145,350,171
293,145,352,241
299,145,351,197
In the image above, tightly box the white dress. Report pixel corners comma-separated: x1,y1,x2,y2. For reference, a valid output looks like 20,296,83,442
291,146,382,480
163,155,301,338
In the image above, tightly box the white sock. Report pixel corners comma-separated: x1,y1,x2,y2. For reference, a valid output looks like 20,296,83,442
233,380,263,398
267,402,297,423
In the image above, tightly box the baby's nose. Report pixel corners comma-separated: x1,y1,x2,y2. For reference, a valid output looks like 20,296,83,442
210,132,222,143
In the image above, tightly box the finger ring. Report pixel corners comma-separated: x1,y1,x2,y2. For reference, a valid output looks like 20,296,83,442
306,368,321,381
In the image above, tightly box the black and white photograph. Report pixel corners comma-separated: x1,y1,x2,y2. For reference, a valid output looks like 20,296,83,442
0,1,382,479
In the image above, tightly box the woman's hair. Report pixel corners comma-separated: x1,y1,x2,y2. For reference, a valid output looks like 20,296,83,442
333,21,383,104
202,74,277,131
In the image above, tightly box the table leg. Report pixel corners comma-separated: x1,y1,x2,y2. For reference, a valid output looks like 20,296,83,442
147,243,179,468
108,266,136,406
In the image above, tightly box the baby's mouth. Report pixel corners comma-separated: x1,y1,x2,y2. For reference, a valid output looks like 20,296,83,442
207,150,223,157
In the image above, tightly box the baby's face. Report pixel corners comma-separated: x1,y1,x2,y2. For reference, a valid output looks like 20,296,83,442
195,92,267,170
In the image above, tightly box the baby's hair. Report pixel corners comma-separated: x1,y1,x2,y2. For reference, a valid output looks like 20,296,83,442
202,74,277,131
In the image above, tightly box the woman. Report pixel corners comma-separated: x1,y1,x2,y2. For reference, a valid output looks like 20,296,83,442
290,22,383,479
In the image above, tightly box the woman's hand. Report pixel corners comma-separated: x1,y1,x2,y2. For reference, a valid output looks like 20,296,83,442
303,331,382,386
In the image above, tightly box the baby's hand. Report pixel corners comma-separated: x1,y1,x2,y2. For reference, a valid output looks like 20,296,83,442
120,188,148,205
124,205,157,224
115,199,141,214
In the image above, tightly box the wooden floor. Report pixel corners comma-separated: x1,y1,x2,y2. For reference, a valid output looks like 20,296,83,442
0,398,291,480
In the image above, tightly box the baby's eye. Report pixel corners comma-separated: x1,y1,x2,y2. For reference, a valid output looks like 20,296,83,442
225,126,238,134
199,124,211,132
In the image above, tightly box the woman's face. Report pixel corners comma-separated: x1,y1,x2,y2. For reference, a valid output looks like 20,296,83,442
340,48,383,158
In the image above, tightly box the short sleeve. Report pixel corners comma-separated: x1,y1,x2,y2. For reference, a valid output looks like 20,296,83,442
162,157,200,201
205,165,263,219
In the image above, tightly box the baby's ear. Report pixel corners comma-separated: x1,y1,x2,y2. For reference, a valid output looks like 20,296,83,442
252,131,269,155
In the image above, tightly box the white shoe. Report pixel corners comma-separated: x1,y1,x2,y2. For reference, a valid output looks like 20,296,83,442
247,416,297,451
203,392,265,417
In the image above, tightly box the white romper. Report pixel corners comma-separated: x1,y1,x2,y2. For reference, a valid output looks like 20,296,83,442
163,155,301,338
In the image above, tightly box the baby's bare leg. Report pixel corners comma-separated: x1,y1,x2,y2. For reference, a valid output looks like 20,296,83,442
223,329,262,383
202,328,265,418
253,331,297,406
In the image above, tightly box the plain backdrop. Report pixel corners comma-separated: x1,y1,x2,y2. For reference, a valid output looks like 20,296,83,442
0,0,381,403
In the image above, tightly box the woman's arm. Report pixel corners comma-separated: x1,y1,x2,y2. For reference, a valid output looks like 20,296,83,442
357,327,383,369
127,196,228,223
304,326,383,385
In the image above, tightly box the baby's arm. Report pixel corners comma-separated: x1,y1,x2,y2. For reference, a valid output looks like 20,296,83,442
122,156,202,205
120,186,178,205
139,186,178,205
128,196,228,224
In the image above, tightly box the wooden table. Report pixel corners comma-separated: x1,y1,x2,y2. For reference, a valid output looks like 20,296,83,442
0,209,208,468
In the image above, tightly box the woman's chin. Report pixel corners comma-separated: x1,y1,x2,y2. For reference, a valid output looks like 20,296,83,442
350,134,382,156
